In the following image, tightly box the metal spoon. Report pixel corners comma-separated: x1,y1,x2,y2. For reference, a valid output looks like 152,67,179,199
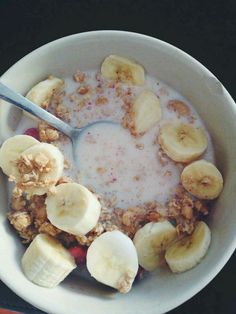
0,81,117,156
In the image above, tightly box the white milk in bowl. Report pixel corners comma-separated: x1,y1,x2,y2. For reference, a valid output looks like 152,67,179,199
14,69,214,211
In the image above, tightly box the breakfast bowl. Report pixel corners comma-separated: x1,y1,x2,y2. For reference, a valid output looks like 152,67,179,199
0,30,235,314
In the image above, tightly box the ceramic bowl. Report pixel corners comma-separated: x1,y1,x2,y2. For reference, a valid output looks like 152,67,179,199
0,31,235,314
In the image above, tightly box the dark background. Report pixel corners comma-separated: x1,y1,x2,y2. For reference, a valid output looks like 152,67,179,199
0,0,235,313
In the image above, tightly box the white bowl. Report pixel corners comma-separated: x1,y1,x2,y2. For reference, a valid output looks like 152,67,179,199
0,31,235,314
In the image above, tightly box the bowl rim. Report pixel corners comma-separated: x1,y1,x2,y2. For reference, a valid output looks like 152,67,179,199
0,30,236,314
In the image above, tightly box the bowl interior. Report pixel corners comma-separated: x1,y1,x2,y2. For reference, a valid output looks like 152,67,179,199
0,31,235,314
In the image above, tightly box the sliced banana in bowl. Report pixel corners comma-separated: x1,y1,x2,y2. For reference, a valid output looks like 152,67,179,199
15,142,64,195
45,182,101,236
25,76,64,120
133,221,177,271
0,136,65,196
101,55,145,85
0,134,39,178
181,159,223,199
165,221,211,273
133,90,162,134
86,230,139,293
159,122,208,163
21,233,76,288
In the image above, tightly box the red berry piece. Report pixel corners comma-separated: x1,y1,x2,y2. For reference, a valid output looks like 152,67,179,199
24,128,40,140
69,245,87,265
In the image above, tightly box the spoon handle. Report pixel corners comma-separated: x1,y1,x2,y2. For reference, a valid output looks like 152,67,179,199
0,81,74,139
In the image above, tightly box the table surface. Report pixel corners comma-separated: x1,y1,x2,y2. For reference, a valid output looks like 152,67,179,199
0,0,235,313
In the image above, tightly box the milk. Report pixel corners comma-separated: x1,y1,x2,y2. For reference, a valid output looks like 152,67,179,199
75,123,181,207
15,70,215,209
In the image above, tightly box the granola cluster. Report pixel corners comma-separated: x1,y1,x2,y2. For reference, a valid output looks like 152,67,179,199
121,98,136,136
167,100,190,117
38,121,59,143
11,152,55,195
167,185,209,235
7,192,151,245
167,99,197,124
8,182,208,247
8,193,74,245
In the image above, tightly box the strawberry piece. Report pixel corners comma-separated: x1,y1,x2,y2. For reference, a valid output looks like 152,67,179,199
69,245,87,264
24,128,40,140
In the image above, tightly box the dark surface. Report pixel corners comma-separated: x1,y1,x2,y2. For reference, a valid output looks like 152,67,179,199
0,0,235,313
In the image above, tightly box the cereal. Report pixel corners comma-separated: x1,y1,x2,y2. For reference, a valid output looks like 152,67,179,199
8,211,32,231
5,59,217,289
167,99,190,117
38,121,59,142
10,67,214,242
55,104,70,121
73,70,86,83
95,96,108,105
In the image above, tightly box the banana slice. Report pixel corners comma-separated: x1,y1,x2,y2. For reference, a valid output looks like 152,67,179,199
159,122,208,163
0,135,39,178
46,182,101,236
22,233,76,288
15,143,64,195
165,221,211,273
101,55,145,85
133,90,161,134
86,230,138,293
25,76,64,120
181,159,223,199
133,221,177,271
